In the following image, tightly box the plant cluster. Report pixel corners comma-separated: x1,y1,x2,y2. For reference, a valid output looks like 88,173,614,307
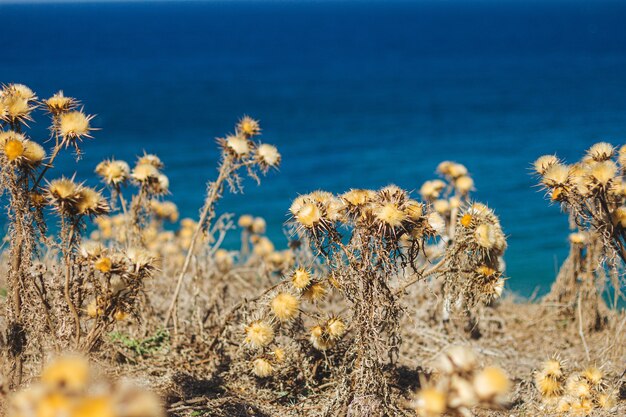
8,356,163,417
411,346,510,417
534,357,617,414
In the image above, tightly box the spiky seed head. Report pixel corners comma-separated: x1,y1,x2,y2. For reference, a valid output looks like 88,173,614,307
426,212,446,235
58,110,94,142
22,140,46,165
303,281,327,302
569,232,588,244
542,163,570,187
75,187,109,216
256,143,281,168
455,175,474,195
225,134,250,156
251,217,266,234
272,347,286,363
41,356,90,393
132,163,159,183
566,375,591,399
137,153,163,169
47,178,81,209
295,203,321,227
460,213,473,228
252,358,273,378
155,173,169,194
270,292,299,322
533,155,559,175
44,91,77,114
309,325,331,351
403,200,424,221
419,180,446,200
474,223,505,251
590,160,617,187
96,160,130,185
433,199,450,214
597,393,616,409
94,256,112,273
437,346,477,374
473,367,510,400
237,116,261,137
326,317,346,340
2,136,25,162
413,387,447,417
373,202,406,228
341,189,375,207
244,320,274,348
238,214,254,228
448,163,468,178
587,142,615,162
0,85,34,123
580,367,603,386
535,371,563,399
290,268,311,290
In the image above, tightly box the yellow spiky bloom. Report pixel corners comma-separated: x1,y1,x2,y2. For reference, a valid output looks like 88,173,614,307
433,199,450,214
533,155,560,175
597,393,616,410
542,163,570,187
474,224,496,249
94,256,112,273
413,387,447,417
58,110,94,142
295,203,322,228
566,375,591,399
590,160,617,187
291,268,311,290
587,142,614,162
309,325,331,351
473,367,510,400
460,213,473,228
224,134,250,156
341,188,375,207
72,396,115,417
95,159,130,186
137,153,163,169
270,292,300,322
476,265,497,277
76,187,109,216
326,317,346,340
244,320,274,348
303,281,327,302
44,91,77,115
252,358,273,378
41,356,90,393
542,358,564,379
22,140,46,165
2,136,25,162
251,217,266,234
132,163,159,183
237,115,261,137
426,212,446,236
419,180,446,200
448,163,468,178
569,232,588,244
373,202,406,228
238,214,254,228
272,347,286,363
580,367,603,386
256,143,281,168
570,398,593,415
46,177,81,210
404,200,424,221
455,175,474,195
1,86,34,123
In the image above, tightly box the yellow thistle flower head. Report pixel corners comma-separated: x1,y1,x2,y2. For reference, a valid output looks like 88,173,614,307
373,202,407,228
291,267,311,290
94,256,112,273
224,134,250,157
256,143,281,168
244,320,274,349
23,140,46,165
403,200,424,221
252,358,273,378
295,202,322,228
75,187,109,217
473,366,510,400
454,175,474,195
302,281,327,302
72,396,116,417
45,91,77,115
251,217,266,234
58,110,94,143
41,356,90,393
533,155,559,175
270,292,300,322
46,177,81,211
237,115,261,138
132,163,159,183
309,325,331,351
95,159,130,186
587,142,615,162
590,160,617,188
580,367,603,386
419,179,446,200
541,163,570,187
137,153,164,169
238,214,254,229
433,199,450,214
413,387,447,417
326,317,346,340
460,213,473,228
2,135,25,162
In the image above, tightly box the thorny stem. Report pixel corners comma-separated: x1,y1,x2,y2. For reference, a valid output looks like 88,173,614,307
394,255,449,296
62,216,82,347
164,157,238,328
32,130,62,191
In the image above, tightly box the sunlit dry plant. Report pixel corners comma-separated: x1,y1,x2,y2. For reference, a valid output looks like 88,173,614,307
164,116,280,327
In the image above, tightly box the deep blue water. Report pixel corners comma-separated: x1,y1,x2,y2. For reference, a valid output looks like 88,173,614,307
2,0,626,296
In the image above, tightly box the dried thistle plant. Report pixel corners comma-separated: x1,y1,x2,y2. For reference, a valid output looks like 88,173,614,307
534,143,626,327
163,116,281,327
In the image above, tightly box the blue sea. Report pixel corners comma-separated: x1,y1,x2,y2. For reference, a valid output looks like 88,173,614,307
2,0,626,296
